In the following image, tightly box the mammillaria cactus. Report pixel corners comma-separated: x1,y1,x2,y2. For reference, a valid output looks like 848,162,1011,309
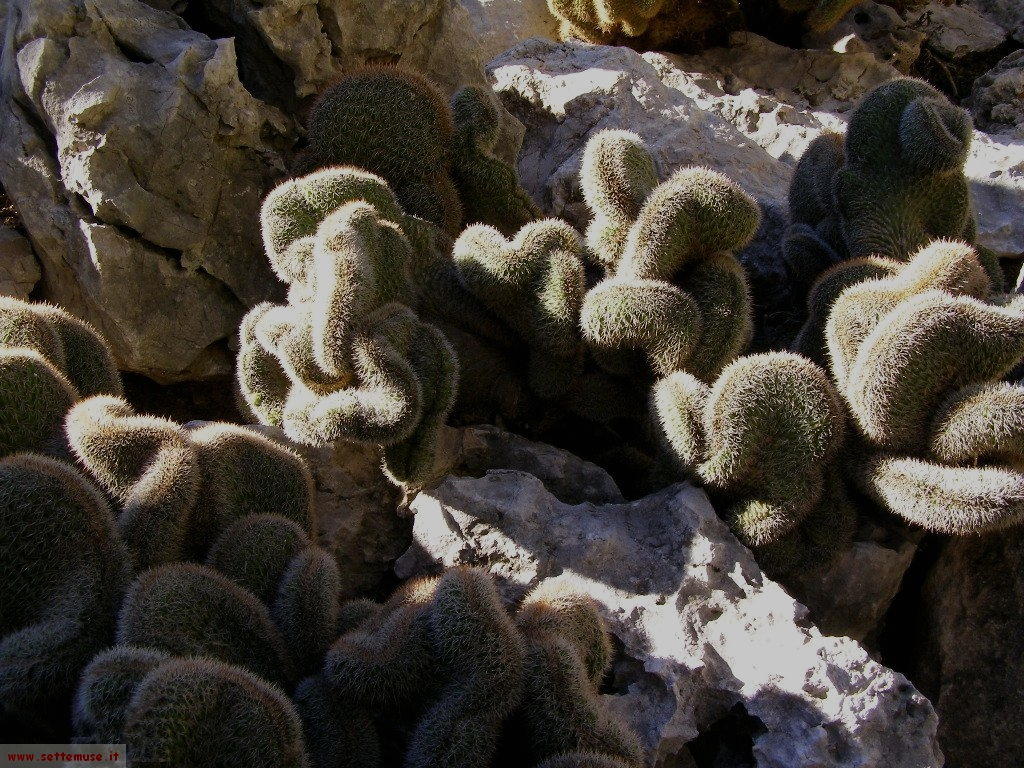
74,646,170,743
65,395,314,566
301,68,536,237
579,130,759,383
453,219,587,398
238,173,460,486
1,453,129,737
652,352,851,571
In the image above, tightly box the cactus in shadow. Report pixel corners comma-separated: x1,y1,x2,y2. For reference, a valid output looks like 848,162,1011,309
239,182,459,486
547,0,742,49
293,675,381,768
777,0,863,31
66,396,314,566
453,219,587,398
652,352,851,571
535,754,636,768
73,646,169,744
513,579,642,767
0,298,122,458
121,657,308,768
450,86,541,235
1,453,129,737
579,130,759,383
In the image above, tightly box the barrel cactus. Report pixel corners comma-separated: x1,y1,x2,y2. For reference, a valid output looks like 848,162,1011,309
579,130,759,383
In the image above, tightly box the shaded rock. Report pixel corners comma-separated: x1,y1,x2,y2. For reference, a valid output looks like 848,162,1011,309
398,470,943,767
912,1,1007,60
0,0,290,381
490,34,1024,261
460,0,560,62
248,426,407,597
964,0,1024,43
0,226,40,299
911,530,1024,768
804,1,926,72
969,49,1024,137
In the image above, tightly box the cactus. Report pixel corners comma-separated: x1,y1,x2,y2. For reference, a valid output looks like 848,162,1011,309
0,453,129,737
117,562,296,686
824,240,993,386
239,177,460,486
535,755,636,768
652,352,851,570
450,86,541,235
73,646,169,743
66,395,314,566
777,0,863,31
514,579,642,767
122,657,308,768
0,349,79,458
293,675,381,768
453,220,587,398
546,0,741,49
579,131,758,383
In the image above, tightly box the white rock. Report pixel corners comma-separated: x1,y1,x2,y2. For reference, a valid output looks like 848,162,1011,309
398,470,943,767
490,34,1024,258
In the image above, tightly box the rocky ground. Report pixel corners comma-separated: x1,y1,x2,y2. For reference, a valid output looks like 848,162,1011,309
2,0,1023,765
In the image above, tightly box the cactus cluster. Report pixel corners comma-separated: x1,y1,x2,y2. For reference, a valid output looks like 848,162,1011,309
652,352,853,572
782,78,1002,298
299,67,538,237
237,167,460,486
579,129,759,384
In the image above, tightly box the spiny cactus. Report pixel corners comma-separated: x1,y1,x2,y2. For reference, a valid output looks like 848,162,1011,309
825,240,992,386
928,382,1024,467
450,86,541,235
121,657,308,768
535,754,636,768
74,646,169,743
777,0,862,31
547,0,741,49
117,562,296,686
240,179,459,486
514,579,642,767
652,352,851,570
65,395,314,566
453,219,586,398
293,675,381,768
0,349,79,458
579,130,759,383
1,453,129,737
0,297,121,399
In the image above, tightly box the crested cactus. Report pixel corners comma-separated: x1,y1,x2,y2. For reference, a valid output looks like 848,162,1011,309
66,395,314,566
122,657,308,768
293,675,381,768
453,219,587,398
514,579,642,767
117,562,296,686
652,352,851,571
579,130,759,383
239,176,459,486
1,453,129,737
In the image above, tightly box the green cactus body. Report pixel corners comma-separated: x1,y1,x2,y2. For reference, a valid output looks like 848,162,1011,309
844,292,1024,452
579,132,758,383
117,563,295,686
825,240,992,386
1,453,129,737
450,86,540,235
404,568,526,768
240,177,459,487
293,675,381,768
547,0,667,42
514,580,642,767
788,132,845,229
534,754,635,768
73,646,169,743
303,67,462,234
121,657,308,768
834,78,974,261
453,220,586,398
928,383,1024,466
0,350,78,458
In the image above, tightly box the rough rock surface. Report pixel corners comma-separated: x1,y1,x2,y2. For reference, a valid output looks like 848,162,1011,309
804,1,926,73
969,49,1024,137
460,0,559,61
248,425,407,597
398,470,943,767
964,0,1024,42
911,531,1024,768
912,1,1008,60
0,226,40,299
490,34,1024,258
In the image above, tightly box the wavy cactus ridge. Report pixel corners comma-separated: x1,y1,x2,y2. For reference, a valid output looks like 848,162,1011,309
928,383,1024,466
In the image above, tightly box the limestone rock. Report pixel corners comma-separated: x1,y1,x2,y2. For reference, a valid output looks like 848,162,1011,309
804,1,926,72
963,0,1024,43
912,1,1007,60
0,226,40,299
969,50,1024,138
398,470,943,767
0,0,290,381
489,34,1024,261
912,531,1024,768
460,0,560,62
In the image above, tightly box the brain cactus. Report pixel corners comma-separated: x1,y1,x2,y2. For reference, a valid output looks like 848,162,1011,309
579,130,759,383
453,219,587,398
301,68,536,237
0,298,121,458
1,453,129,737
239,170,460,486
65,395,314,566
652,352,851,571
